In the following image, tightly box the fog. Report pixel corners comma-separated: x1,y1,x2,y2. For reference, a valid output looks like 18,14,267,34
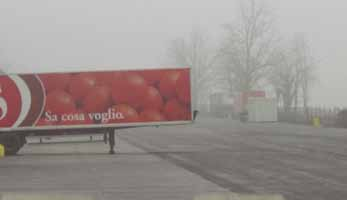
0,0,346,107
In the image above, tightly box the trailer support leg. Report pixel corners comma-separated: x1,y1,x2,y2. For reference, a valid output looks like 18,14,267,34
103,133,108,144
108,129,115,155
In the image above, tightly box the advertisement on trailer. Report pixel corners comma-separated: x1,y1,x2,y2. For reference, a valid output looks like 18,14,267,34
0,68,192,130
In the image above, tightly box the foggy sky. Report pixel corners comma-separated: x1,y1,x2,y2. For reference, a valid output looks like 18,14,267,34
0,0,346,107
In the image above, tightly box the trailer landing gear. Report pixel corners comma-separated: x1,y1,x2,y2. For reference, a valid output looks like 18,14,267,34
108,129,115,155
0,134,25,156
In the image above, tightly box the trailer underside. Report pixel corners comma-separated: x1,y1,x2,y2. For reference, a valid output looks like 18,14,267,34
0,128,117,156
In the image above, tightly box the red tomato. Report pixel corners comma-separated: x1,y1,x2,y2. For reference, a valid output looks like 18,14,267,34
45,90,76,115
139,70,163,85
141,86,164,111
68,73,97,101
175,69,191,105
140,109,166,122
159,70,181,99
111,72,147,108
163,98,187,121
39,73,71,93
93,72,117,86
113,72,123,80
59,111,94,125
83,86,112,113
108,104,139,123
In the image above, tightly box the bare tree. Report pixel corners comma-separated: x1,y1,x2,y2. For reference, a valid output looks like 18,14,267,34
168,29,222,109
268,35,316,113
221,0,278,95
293,35,316,116
268,43,302,111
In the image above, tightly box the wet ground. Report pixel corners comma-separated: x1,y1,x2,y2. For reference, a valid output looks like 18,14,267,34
1,117,347,200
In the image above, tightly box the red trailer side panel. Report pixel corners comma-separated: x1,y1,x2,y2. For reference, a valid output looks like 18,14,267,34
0,68,192,131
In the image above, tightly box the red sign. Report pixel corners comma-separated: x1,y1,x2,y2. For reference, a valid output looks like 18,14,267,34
0,68,192,130
247,90,266,98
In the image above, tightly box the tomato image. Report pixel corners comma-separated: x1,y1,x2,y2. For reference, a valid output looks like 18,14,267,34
140,109,166,122
159,70,181,99
93,72,117,86
163,98,188,121
141,86,164,111
39,73,71,93
112,71,123,80
45,90,76,115
111,72,147,107
0,68,192,130
175,69,191,105
68,73,97,101
83,86,112,113
139,70,163,85
109,104,139,123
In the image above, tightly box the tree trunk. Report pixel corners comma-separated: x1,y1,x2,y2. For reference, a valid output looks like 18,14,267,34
303,86,310,122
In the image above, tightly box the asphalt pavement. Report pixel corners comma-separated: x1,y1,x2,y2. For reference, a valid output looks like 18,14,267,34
119,117,347,200
0,134,227,200
1,117,347,200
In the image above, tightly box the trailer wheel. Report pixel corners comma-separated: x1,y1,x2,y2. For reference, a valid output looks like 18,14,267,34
1,135,22,156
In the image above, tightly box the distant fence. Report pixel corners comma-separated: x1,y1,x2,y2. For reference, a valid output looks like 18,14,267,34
199,104,346,128
278,107,343,127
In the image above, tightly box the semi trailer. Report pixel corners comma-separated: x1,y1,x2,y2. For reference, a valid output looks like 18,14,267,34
0,67,195,155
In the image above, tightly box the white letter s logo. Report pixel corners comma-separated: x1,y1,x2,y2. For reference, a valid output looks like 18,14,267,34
0,97,7,120
0,85,8,120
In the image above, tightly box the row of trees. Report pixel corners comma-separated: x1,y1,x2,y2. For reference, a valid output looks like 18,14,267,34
168,0,316,112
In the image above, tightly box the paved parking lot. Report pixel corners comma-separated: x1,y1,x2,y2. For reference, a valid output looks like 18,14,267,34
0,135,227,200
1,117,347,200
119,118,347,200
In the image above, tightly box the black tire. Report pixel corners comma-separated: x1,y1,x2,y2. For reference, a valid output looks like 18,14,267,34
1,135,22,156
